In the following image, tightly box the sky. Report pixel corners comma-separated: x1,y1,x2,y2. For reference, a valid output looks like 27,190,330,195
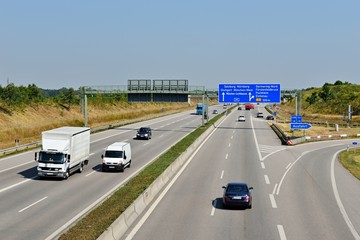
0,0,359,91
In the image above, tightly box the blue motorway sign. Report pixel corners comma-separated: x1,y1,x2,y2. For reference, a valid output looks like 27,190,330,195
218,83,281,103
291,115,302,123
290,123,312,129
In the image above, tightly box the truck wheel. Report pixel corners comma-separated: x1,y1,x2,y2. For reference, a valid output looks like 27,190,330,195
78,164,83,173
128,160,131,168
64,170,70,179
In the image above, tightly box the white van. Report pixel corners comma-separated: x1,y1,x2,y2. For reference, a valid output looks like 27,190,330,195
102,142,131,172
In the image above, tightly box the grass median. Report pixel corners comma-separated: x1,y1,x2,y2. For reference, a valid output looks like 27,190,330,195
60,112,225,240
339,148,360,181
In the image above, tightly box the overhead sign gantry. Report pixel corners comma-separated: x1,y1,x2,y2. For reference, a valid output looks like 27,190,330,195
218,83,281,103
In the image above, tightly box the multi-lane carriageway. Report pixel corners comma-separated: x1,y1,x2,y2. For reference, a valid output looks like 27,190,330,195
1,105,360,240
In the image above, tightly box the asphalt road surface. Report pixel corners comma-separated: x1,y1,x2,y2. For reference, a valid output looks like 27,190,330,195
0,106,223,240
122,106,360,240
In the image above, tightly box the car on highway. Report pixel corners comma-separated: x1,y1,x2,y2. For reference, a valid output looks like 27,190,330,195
222,182,253,209
256,112,264,118
213,109,218,114
238,115,246,122
136,127,152,140
266,115,274,120
237,106,242,110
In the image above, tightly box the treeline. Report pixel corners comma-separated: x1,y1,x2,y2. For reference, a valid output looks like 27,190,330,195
0,83,81,113
303,80,360,114
0,83,128,114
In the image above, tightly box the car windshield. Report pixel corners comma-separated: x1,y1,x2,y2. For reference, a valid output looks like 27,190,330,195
105,150,123,158
139,128,149,133
38,152,65,164
227,185,248,193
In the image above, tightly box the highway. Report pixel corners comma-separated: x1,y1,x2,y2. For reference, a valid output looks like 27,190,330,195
0,106,222,240
122,106,360,240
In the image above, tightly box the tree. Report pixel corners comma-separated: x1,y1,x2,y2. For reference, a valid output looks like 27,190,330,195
306,92,318,105
0,83,25,108
27,84,43,104
55,88,78,110
319,84,333,102
334,80,343,86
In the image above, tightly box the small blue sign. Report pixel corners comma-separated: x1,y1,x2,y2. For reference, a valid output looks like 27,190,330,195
290,123,312,129
274,112,277,116
218,83,281,103
291,115,302,123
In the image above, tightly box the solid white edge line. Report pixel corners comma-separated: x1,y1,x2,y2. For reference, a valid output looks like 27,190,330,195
124,112,229,240
285,163,292,169
276,152,309,195
331,149,360,240
273,184,278,195
277,225,287,240
250,114,263,161
269,194,277,208
45,117,201,240
19,196,48,213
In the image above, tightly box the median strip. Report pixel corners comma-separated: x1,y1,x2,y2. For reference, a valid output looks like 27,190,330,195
59,111,228,240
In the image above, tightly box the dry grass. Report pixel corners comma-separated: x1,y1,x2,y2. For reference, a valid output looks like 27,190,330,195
275,122,360,138
0,101,197,150
339,148,360,181
2,100,358,150
268,103,360,137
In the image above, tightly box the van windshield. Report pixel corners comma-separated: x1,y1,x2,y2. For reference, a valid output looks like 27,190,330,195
39,152,65,164
105,150,123,158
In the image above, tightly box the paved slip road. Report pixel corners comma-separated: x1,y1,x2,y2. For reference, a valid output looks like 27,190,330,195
123,105,360,240
0,106,223,240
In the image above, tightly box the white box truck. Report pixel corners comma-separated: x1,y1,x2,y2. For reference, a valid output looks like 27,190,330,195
102,142,131,172
35,126,90,179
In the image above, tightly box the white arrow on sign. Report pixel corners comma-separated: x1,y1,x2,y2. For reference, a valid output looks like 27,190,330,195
222,92,225,102
248,92,254,102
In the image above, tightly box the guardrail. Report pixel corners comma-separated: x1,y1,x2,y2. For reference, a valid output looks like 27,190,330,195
0,142,41,155
0,111,182,156
270,123,290,145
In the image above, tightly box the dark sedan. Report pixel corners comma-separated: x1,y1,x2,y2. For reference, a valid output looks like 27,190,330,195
222,182,253,209
266,115,274,120
136,127,152,140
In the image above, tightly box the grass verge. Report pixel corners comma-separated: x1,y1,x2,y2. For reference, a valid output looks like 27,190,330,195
59,113,225,240
339,148,360,181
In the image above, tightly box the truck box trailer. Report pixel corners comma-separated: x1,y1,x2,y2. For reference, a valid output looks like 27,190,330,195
35,126,90,179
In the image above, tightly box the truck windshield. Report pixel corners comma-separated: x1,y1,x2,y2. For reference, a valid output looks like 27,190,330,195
105,150,123,158
39,152,65,164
